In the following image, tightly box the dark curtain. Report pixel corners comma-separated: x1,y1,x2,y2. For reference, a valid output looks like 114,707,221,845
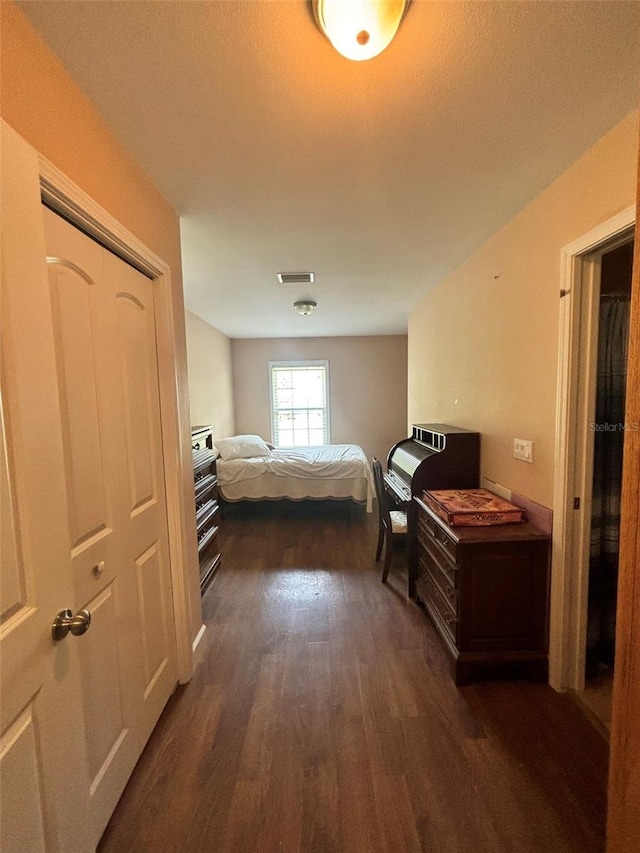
587,295,630,671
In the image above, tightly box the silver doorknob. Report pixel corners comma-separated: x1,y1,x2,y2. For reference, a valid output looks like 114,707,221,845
51,608,92,641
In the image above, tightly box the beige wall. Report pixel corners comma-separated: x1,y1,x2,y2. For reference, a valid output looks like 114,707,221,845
232,336,408,464
185,311,235,440
408,111,638,509
0,2,202,643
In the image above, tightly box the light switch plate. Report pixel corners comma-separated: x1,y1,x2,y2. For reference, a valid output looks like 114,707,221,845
514,438,533,463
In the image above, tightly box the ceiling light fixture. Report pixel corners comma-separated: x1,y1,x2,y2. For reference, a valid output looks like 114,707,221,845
311,0,411,62
294,300,317,316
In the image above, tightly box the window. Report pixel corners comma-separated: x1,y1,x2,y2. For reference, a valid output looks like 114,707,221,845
269,360,329,447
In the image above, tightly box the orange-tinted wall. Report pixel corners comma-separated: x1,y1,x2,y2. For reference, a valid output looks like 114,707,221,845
0,1,202,643
408,112,638,508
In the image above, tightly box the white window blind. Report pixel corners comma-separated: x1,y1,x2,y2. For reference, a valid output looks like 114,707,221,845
269,360,330,447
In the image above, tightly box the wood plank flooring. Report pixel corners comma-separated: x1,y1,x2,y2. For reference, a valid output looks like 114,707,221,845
98,501,608,853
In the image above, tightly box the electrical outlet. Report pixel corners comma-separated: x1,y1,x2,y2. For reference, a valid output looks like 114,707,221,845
514,438,533,463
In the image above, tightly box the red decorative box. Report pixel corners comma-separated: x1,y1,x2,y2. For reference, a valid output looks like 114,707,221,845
422,489,525,526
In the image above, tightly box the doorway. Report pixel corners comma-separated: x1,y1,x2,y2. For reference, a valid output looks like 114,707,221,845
550,205,635,698
581,241,633,729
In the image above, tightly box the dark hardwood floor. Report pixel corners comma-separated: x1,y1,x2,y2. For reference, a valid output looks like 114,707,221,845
98,501,608,853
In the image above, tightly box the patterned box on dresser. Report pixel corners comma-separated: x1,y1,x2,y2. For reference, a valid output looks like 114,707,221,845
422,488,525,526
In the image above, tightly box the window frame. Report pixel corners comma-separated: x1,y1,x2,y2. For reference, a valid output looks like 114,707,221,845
268,359,330,447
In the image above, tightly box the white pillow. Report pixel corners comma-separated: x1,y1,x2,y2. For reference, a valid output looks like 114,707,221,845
215,434,272,461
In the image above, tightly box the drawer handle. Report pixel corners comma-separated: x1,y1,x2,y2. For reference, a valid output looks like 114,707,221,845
445,584,454,598
444,612,453,625
439,532,450,546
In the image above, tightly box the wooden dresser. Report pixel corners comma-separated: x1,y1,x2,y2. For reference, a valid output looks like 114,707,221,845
415,496,550,685
191,425,221,593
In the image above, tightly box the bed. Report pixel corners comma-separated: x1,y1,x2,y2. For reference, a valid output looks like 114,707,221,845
215,436,374,512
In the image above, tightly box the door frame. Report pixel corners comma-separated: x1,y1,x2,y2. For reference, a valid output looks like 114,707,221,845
550,204,635,692
38,154,205,684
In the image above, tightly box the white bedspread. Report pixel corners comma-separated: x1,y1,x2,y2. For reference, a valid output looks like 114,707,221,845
217,444,374,512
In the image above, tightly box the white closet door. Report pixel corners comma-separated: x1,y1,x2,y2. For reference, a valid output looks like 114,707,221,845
1,122,178,852
0,123,93,853
43,207,177,846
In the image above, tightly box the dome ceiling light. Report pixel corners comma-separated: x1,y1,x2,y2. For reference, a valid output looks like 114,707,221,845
294,300,317,316
310,0,411,62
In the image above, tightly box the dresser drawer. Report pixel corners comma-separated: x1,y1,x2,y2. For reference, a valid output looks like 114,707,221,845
417,510,457,563
196,499,219,534
194,472,217,501
194,451,216,479
419,533,457,584
197,521,219,555
195,477,218,511
419,552,458,611
423,575,457,643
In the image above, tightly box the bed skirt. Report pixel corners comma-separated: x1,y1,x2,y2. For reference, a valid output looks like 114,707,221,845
219,474,373,512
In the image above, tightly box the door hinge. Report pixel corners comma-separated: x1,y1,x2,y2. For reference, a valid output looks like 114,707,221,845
560,289,570,298
573,497,581,510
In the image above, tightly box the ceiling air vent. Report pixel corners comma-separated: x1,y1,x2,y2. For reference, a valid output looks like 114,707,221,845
277,272,315,285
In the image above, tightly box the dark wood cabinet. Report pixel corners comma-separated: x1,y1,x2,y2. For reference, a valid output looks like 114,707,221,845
191,425,221,594
415,496,550,685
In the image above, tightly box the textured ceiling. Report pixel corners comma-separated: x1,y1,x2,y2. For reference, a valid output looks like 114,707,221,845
19,1,640,338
